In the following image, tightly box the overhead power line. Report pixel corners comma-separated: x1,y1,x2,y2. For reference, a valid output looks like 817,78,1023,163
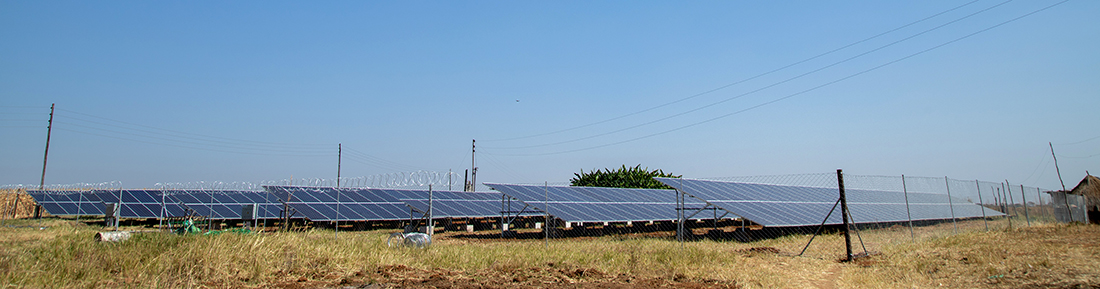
482,0,988,144
55,128,334,157
1054,134,1100,146
484,0,1016,150
487,0,1069,156
56,108,331,149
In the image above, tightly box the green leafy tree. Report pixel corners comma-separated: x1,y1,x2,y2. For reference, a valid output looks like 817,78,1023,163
570,164,680,189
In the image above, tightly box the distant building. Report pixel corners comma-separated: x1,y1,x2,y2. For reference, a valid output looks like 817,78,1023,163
1069,173,1100,223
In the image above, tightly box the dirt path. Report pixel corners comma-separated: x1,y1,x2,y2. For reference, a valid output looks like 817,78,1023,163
814,264,842,289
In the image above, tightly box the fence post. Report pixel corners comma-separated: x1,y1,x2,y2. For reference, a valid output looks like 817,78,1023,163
838,169,852,262
1006,180,1018,223
1036,187,1045,223
975,180,988,231
945,177,957,234
1020,184,1030,227
902,175,914,240
1002,183,1012,229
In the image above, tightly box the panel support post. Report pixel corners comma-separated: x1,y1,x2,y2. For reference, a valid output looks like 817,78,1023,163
837,169,852,262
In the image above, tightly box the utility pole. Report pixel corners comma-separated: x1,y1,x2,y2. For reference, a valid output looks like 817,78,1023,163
23,104,55,219
469,139,477,192
1051,142,1072,222
337,143,342,188
1050,142,1067,192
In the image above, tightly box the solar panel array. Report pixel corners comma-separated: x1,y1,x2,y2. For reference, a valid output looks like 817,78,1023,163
25,191,105,216
655,177,1005,227
486,183,703,223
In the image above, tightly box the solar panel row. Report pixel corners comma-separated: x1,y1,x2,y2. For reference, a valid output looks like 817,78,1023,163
263,186,511,221
171,191,283,220
25,191,105,216
93,190,191,219
485,183,703,223
28,190,284,219
655,177,1005,227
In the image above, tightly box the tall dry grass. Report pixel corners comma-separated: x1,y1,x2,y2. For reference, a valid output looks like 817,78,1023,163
0,217,1096,288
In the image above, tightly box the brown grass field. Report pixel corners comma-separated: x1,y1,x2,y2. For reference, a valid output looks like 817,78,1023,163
0,216,1098,288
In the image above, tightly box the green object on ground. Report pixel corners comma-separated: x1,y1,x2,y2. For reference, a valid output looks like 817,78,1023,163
174,219,201,235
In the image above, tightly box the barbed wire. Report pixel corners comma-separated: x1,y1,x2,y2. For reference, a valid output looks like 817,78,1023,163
0,181,122,191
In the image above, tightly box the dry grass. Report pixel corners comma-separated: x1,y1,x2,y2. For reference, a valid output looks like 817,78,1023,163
0,217,1097,288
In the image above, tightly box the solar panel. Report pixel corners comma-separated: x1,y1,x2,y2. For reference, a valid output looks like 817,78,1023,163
396,189,519,218
485,183,704,223
264,186,412,221
166,190,283,220
93,189,190,219
26,190,105,216
655,177,1005,227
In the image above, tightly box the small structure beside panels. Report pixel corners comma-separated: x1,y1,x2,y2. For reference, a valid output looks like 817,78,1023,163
655,177,1005,228
485,183,704,225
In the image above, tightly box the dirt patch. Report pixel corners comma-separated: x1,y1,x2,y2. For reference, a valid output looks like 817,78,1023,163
296,265,739,289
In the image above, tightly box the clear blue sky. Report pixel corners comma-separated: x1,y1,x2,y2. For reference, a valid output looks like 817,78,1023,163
1,1,1097,190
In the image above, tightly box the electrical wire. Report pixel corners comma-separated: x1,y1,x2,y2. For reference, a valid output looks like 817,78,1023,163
486,0,1069,156
484,0,1017,150
343,147,425,172
1054,134,1100,146
1062,153,1099,159
482,0,984,143
55,121,330,154
55,128,334,157
56,108,331,148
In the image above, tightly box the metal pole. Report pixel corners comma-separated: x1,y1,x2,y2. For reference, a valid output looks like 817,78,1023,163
838,169,852,262
1006,180,1017,219
544,181,549,247
1020,184,1030,227
678,178,684,245
116,184,122,231
976,180,988,231
902,175,913,240
945,177,957,234
1036,187,1045,223
799,198,841,256
337,144,341,188
428,184,433,236
335,187,340,240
